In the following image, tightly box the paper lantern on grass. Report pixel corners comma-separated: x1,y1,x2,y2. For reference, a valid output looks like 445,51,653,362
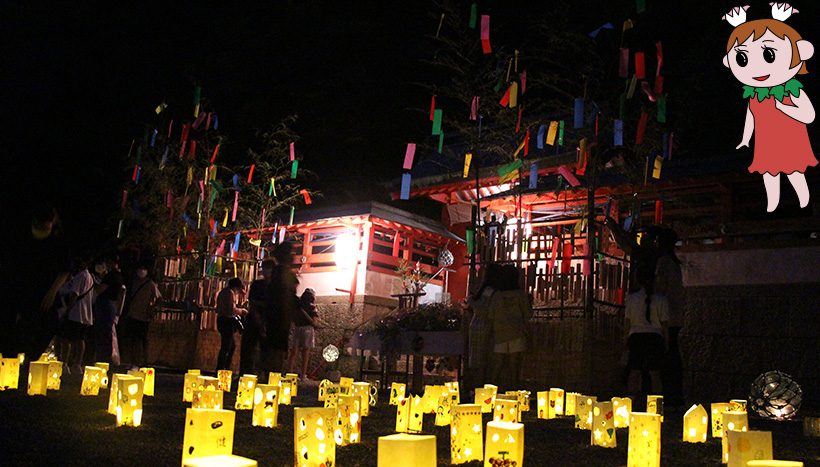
47,361,63,390
549,388,565,416
182,454,258,467
475,387,496,413
139,367,155,396
435,393,453,426
323,384,340,409
494,398,520,423
81,366,104,395
184,372,201,403
612,397,632,427
565,392,580,416
485,421,524,467
712,402,732,437
450,404,483,464
389,382,406,405
396,395,423,433
1,357,21,390
378,433,436,467
115,375,144,427
128,369,147,390
591,401,616,447
722,411,749,463
422,385,443,414
446,381,460,404
647,395,664,422
335,394,361,445
108,374,129,414
294,407,335,467
628,412,661,467
352,382,371,416
575,395,597,430
682,404,708,443
197,376,219,392
217,370,232,392
235,375,257,410
285,373,299,397
95,362,110,388
279,378,293,405
251,384,279,428
339,377,353,395
746,461,804,466
182,408,236,465
193,390,224,410
27,361,49,395
725,430,772,467
537,391,549,419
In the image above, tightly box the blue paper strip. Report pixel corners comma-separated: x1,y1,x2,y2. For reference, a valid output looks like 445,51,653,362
529,162,539,189
574,98,584,129
160,145,169,169
234,232,241,252
134,166,141,184
213,115,218,130
400,173,411,200
150,129,157,147
478,116,483,139
614,119,623,146
537,125,546,149
233,174,241,192
183,213,196,227
604,198,612,218
586,105,599,126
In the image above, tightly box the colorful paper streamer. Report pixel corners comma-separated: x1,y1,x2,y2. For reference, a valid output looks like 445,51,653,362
635,52,645,79
432,109,443,135
547,121,558,146
529,162,538,189
291,160,298,179
400,173,411,200
574,98,584,129
614,119,624,146
557,165,580,187
463,153,472,178
469,3,477,29
636,112,648,144
480,15,491,53
657,97,667,122
619,48,629,79
300,189,312,204
403,143,416,170
247,164,255,183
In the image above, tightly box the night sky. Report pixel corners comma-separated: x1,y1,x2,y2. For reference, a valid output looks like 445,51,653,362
2,1,815,252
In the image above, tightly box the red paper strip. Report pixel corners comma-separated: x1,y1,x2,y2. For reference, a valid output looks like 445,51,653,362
211,144,220,164
470,96,479,120
524,130,530,156
181,123,190,142
430,95,436,121
480,15,491,53
656,41,663,76
168,119,173,138
561,242,573,273
199,180,205,201
179,141,186,160
247,164,255,183
403,143,416,170
121,190,128,209
635,52,645,79
520,70,527,94
557,165,580,187
636,112,648,144
206,112,212,131
300,189,312,205
499,85,512,107
655,200,663,224
619,48,629,78
516,106,522,132
290,142,295,161
548,237,559,270
132,165,139,181
188,140,196,158
166,190,173,208
654,76,664,95
582,243,591,276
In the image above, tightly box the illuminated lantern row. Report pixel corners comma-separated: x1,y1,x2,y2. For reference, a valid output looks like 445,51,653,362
1,357,21,390
235,375,257,410
494,396,520,423
27,361,50,396
682,404,708,443
485,421,524,467
575,395,597,430
81,366,105,396
591,401,616,447
251,384,279,428
182,454,257,467
47,361,63,390
506,390,530,412
182,408,236,465
335,394,361,445
294,407,335,467
115,375,144,427
193,390,224,410
475,387,497,413
725,430,772,467
712,402,732,438
647,395,664,422
184,370,201,403
352,382,371,417
451,404,483,464
217,370,232,392
721,411,749,463
395,395,423,433
565,392,580,416
612,397,632,428
378,433,436,467
139,367,156,396
95,362,110,388
628,412,661,467
389,382,406,405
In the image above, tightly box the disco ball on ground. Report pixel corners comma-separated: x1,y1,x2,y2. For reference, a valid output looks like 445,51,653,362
749,370,802,420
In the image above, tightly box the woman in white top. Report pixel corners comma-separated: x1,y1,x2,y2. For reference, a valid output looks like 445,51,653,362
624,266,669,398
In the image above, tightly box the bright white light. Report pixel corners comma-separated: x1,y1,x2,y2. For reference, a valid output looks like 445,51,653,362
335,231,359,268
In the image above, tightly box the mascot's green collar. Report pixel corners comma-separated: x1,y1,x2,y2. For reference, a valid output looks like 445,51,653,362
743,78,803,102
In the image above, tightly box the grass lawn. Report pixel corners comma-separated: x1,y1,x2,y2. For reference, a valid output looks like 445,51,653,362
0,368,818,466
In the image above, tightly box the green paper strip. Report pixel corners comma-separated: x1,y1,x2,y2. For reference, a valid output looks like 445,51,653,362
469,3,477,29
558,121,565,145
291,160,299,179
466,229,474,254
209,191,217,210
432,109,443,135
117,220,123,239
209,179,224,192
619,93,626,120
438,130,444,153
136,146,142,165
498,159,524,177
658,97,667,123
627,75,637,99
494,75,504,92
194,86,201,106
289,206,295,225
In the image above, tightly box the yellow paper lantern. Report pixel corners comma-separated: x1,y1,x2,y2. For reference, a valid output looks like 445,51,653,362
746,461,804,467
294,407,335,467
115,375,144,427
537,391,549,419
612,397,632,428
251,384,279,428
279,378,293,406
435,394,453,426
377,433,436,467
197,376,219,392
27,361,49,396
352,382,371,417
95,362,110,388
235,375,257,410
318,379,331,401
108,374,129,414
549,388,565,416
217,370,232,393
722,411,749,463
450,404,483,464
182,408,236,465
446,381,460,404
285,373,299,397
182,454,257,467
339,376,353,395
184,372,201,403
396,395,424,433
575,395,597,430
81,366,104,396
389,382,406,405
268,372,281,386
485,421,524,467
323,384,340,409
682,404,708,443
335,394,361,445
422,385,443,414
725,430,772,467
591,401,616,447
628,412,661,467
47,361,63,390
730,399,748,412
188,369,201,375
565,392,580,416
139,367,156,397
494,398,520,423
193,390,224,410
647,395,664,422
712,402,732,438
475,388,496,413
1,357,21,390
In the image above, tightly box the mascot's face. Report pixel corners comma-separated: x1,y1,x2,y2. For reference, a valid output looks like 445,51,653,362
725,30,798,87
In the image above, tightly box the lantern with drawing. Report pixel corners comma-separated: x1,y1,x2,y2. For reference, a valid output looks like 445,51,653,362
217,370,232,392
184,371,201,403
95,362,110,388
80,366,104,396
47,360,63,390
197,376,219,392
352,382,371,416
285,373,299,397
0,357,21,390
721,411,749,463
335,394,361,445
565,392,580,416
725,430,772,467
115,375,144,427
475,387,496,413
193,390,224,410
628,412,661,467
711,402,732,437
396,395,424,433
591,401,616,447
549,388,565,416
435,393,453,426
446,381,460,404
494,395,521,423
139,367,155,396
182,408,236,465
682,404,708,443
323,383,340,409
389,382,406,405
612,397,632,428
485,421,524,467
450,404,483,464
108,374,128,414
339,376,354,395
294,407,335,467
422,385,443,414
377,433,436,467
251,384,279,428
575,395,597,430
27,361,49,396
235,375,257,410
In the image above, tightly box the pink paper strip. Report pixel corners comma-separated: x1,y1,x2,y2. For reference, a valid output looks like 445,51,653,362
232,192,239,222
166,190,173,208
199,180,205,201
192,112,206,129
215,239,226,256
481,15,491,53
656,41,663,76
179,141,187,160
520,70,527,94
403,143,416,170
168,120,173,138
206,112,212,130
470,96,479,120
654,76,664,95
290,142,295,161
557,165,580,187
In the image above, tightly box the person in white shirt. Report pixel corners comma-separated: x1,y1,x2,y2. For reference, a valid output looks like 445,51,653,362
61,261,95,374
624,266,669,399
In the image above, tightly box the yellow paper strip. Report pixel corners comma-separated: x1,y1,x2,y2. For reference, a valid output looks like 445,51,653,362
652,155,663,179
463,153,472,178
509,82,519,107
513,139,526,158
547,121,558,145
499,168,519,184
222,208,229,227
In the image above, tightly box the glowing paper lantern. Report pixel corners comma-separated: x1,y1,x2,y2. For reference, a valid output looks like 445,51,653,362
396,395,424,433
575,395,597,430
722,411,749,463
81,366,104,396
193,389,224,410
475,388,496,413
647,395,664,422
282,373,298,396
47,361,63,390
335,394,361,445
612,397,632,428
217,370,232,392
251,384,279,428
322,344,340,363
549,388,565,416
422,385,443,414
94,362,110,388
294,407,335,467
27,361,49,396
268,372,281,387
730,399,747,412
494,398,520,423
339,377,354,395
279,378,293,405
485,421,524,467
182,454,258,467
182,408,236,465
435,393,453,426
0,357,20,390
115,375,144,427
378,433,436,467
628,412,661,467
139,367,156,396
389,383,406,405
565,392,580,416
235,375,257,410
712,402,732,437
197,376,219,392
682,404,708,443
184,372,201,403
108,374,129,414
446,382,460,404
591,401,616,447
450,404,483,464
352,382,371,416
323,383,340,408
537,391,549,419
725,430,772,467
318,379,332,401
